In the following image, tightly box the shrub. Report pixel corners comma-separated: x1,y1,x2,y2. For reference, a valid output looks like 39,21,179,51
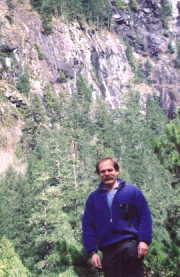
125,46,136,71
130,0,139,12
0,237,29,276
16,70,30,95
34,44,45,60
161,0,172,17
6,0,14,10
145,61,153,76
58,71,67,83
161,0,172,29
116,0,128,10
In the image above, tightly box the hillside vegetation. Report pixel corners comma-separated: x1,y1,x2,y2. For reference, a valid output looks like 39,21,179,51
0,75,179,276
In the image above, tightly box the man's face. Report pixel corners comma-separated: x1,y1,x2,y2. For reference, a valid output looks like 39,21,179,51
98,160,119,188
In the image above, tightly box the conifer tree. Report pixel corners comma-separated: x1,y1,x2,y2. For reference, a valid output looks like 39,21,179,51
0,237,29,277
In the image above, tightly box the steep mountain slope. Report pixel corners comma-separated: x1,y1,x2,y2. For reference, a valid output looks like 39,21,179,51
111,0,180,114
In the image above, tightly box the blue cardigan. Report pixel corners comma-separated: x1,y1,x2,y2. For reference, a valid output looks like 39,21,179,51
82,179,152,253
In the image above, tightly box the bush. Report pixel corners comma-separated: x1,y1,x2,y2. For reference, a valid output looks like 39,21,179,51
145,61,153,76
58,71,67,83
6,0,15,10
116,0,128,10
125,46,136,71
31,0,112,29
0,237,30,276
35,44,45,60
161,0,172,29
130,0,139,12
16,70,30,95
161,0,172,17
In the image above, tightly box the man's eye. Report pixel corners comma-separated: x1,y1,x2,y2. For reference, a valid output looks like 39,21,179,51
100,169,113,174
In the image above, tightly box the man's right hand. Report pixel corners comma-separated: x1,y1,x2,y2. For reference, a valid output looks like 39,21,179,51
91,253,102,269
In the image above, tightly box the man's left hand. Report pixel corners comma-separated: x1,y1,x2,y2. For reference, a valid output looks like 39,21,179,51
137,241,149,258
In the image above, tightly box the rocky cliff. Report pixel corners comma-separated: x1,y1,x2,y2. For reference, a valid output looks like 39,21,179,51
0,0,179,171
111,0,180,115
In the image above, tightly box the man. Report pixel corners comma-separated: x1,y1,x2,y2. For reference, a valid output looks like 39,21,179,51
82,157,152,277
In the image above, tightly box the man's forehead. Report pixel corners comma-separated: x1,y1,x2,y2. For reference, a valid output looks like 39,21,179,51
99,159,114,168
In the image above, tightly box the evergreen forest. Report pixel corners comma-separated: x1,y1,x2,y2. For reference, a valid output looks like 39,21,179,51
0,76,179,276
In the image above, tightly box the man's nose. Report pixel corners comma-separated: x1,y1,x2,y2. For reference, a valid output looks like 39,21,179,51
104,170,110,175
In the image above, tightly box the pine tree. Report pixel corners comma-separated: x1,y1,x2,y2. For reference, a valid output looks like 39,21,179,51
0,237,30,277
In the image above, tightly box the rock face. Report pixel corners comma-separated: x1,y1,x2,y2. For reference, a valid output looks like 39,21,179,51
0,81,26,173
0,0,179,173
111,0,180,115
0,1,133,109
0,0,179,112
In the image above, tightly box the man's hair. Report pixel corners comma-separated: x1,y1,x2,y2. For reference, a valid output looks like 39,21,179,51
96,157,119,174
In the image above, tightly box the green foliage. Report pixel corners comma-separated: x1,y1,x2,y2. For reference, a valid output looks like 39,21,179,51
0,76,97,276
34,44,45,60
161,17,170,29
59,267,78,277
0,162,82,276
42,14,53,34
115,94,178,277
161,0,172,29
161,0,172,17
31,0,54,33
133,61,153,83
0,46,12,58
30,0,112,29
0,237,29,276
89,0,112,27
116,0,128,10
125,46,136,71
129,0,139,12
146,96,167,137
58,71,67,83
0,77,178,276
153,115,180,185
164,205,180,277
43,85,63,123
16,70,31,95
92,93,174,247
135,63,147,83
114,93,166,184
0,171,39,258
145,61,152,74
145,239,171,277
147,204,180,277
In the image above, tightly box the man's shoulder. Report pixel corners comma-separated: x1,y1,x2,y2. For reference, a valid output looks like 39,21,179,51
125,183,138,190
88,188,99,198
84,189,99,208
86,186,102,202
122,183,141,195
